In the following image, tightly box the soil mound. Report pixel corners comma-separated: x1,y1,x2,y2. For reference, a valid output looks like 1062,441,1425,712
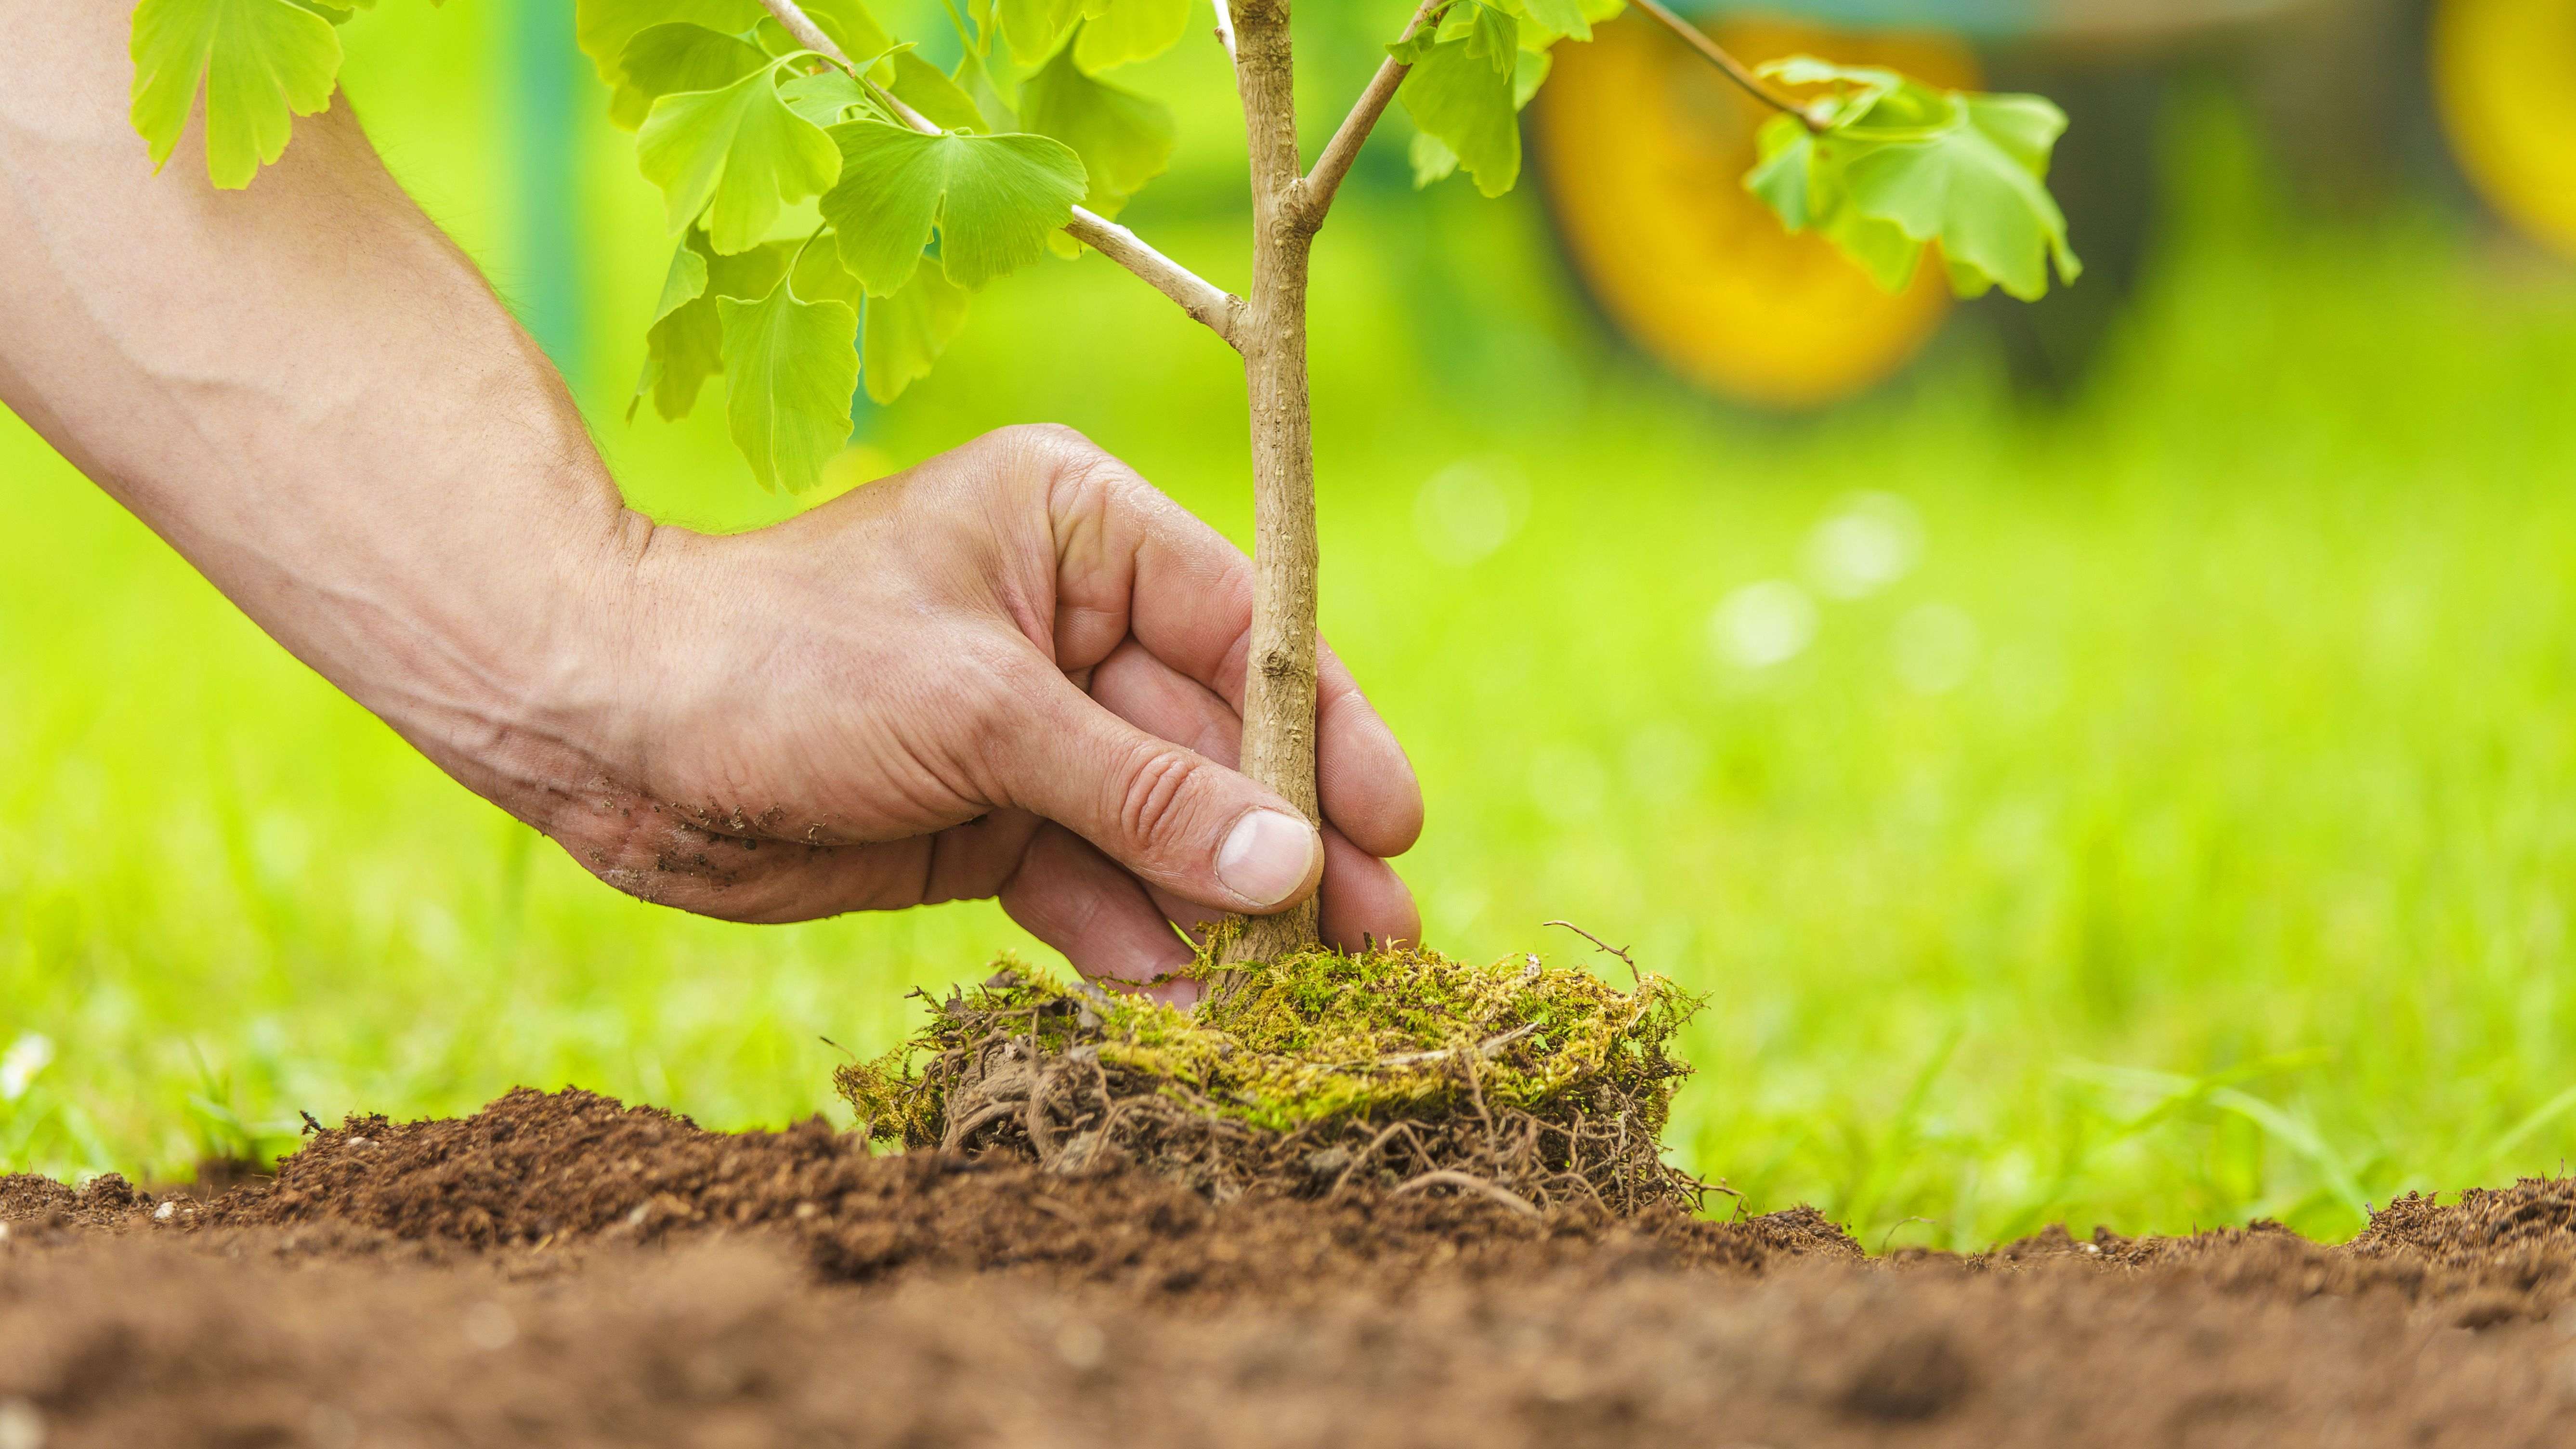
197,1086,1850,1295
13,1089,2576,1448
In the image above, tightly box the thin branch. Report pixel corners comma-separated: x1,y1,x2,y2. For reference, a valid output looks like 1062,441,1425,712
1542,919,1641,985
1300,0,1440,222
1211,0,1238,64
1628,0,1825,131
753,0,1244,348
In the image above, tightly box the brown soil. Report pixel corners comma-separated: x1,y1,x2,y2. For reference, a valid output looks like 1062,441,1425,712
7,1088,2576,1447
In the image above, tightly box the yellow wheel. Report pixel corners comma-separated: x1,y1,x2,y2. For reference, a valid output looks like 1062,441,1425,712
1531,14,1981,409
2433,0,2576,259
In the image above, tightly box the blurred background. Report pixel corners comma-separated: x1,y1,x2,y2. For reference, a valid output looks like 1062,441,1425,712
6,0,2576,1246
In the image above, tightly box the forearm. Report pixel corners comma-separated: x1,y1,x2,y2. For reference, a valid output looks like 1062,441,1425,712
0,3,643,823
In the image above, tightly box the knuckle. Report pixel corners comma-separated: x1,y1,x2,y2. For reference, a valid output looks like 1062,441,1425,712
1112,743,1216,858
996,421,1103,478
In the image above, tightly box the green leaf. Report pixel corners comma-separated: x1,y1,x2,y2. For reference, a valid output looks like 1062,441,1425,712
130,0,343,189
1072,0,1190,72
1744,117,1817,230
1840,93,2078,300
579,0,761,127
889,50,988,132
632,233,797,421
1018,39,1173,217
779,67,867,127
719,269,861,493
1409,130,1459,188
819,121,1086,293
580,0,894,126
632,237,714,421
798,0,899,61
1506,0,1594,44
1396,9,1548,198
639,62,844,253
863,266,971,403
997,0,1084,65
1742,73,2079,302
615,22,769,128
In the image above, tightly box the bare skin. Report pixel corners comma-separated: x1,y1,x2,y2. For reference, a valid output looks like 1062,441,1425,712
0,1,1422,997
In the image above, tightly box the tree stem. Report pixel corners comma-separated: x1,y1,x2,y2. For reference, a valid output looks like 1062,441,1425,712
1219,0,1322,968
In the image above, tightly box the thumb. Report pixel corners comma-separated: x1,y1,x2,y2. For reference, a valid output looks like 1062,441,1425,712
998,667,1323,916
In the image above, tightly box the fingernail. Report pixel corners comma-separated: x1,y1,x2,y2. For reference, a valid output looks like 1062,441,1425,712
1217,809,1319,910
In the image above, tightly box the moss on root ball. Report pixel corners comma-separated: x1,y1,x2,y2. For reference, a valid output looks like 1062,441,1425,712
837,942,1706,1215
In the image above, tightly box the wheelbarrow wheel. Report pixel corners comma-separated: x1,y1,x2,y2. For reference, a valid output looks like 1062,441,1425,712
1529,12,1980,409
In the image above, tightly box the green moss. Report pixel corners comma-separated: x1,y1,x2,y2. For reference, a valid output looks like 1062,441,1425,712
837,941,1699,1146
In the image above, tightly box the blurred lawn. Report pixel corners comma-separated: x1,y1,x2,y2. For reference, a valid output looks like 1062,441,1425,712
9,6,2576,1248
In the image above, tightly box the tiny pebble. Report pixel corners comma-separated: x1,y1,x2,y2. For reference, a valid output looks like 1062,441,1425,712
153,1201,178,1223
1054,1321,1106,1371
0,1397,44,1449
462,1301,519,1352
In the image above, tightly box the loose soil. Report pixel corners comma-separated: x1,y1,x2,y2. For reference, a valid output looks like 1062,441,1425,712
8,1089,2576,1446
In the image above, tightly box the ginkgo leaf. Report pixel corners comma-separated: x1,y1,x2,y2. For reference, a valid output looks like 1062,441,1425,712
640,62,843,253
1072,0,1190,73
1505,0,1592,44
1840,95,2077,300
1743,66,2079,301
889,50,986,133
779,67,866,127
819,121,1086,294
863,265,970,404
1396,10,1540,197
719,269,860,493
580,0,893,126
997,0,1085,65
130,0,343,189
580,0,761,126
1018,39,1172,217
617,22,769,127
632,233,797,420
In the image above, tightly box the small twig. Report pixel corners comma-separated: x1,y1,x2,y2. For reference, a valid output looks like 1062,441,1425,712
1879,1215,1938,1255
1346,1019,1542,1071
1210,0,1238,64
1393,1168,1540,1219
298,1110,324,1136
750,0,1244,347
1543,919,1640,984
1628,0,1826,132
1300,0,1441,222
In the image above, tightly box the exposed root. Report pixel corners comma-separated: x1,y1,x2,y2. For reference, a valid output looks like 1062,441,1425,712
838,942,1706,1215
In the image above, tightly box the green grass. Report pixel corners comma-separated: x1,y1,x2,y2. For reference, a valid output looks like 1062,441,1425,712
8,13,2576,1247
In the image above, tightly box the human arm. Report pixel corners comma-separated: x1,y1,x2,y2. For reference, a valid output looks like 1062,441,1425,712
0,0,1421,990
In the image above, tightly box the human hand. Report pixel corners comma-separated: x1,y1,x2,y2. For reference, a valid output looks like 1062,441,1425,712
0,26,1413,995
550,426,1421,995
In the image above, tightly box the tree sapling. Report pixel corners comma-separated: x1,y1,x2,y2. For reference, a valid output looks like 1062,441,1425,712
124,0,2077,1204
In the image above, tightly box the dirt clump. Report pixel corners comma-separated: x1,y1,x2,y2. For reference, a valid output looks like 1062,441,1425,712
198,1086,1842,1296
10,1088,2576,1447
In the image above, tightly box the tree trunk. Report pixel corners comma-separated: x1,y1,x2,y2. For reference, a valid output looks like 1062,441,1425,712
1220,0,1323,968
